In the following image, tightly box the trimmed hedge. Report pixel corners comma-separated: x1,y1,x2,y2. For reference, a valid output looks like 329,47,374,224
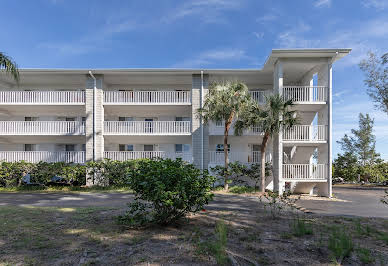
0,161,86,187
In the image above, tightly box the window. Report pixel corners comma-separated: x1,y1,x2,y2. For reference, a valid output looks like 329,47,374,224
82,144,86,151
216,144,230,152
175,144,190,153
119,144,134,151
143,145,154,152
25,117,38,121
65,145,75,152
175,117,190,122
24,144,36,151
65,117,76,122
119,117,133,121
251,144,260,152
82,117,86,122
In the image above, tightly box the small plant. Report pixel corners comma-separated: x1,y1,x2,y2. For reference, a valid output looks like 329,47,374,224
196,221,229,265
381,189,388,205
356,247,374,264
259,191,299,219
328,226,354,264
292,218,313,237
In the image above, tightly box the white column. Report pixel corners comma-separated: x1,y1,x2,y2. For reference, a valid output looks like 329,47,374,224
272,60,284,194
85,75,105,186
316,60,332,197
191,74,209,170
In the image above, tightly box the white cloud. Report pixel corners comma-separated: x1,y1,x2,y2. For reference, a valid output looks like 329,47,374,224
362,0,388,10
172,48,249,68
253,32,264,39
162,0,242,24
314,0,331,8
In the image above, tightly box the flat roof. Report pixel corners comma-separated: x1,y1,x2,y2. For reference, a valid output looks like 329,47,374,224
5,48,351,74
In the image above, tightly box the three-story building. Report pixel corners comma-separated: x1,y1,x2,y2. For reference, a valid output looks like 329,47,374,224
0,48,351,196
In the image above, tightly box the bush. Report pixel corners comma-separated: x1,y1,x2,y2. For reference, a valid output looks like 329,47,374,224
328,227,354,263
86,159,140,186
0,161,86,187
119,158,215,225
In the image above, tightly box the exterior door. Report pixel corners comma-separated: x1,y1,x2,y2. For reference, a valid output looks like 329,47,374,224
145,118,153,133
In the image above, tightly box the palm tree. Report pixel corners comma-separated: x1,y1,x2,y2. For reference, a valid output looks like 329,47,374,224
198,80,253,190
0,52,19,83
235,94,298,193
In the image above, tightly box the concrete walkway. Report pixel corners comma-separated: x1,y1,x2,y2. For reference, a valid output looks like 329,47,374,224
297,185,388,218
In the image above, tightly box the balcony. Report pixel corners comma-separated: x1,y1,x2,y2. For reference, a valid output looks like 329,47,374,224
209,122,262,136
209,151,272,165
283,86,327,103
104,121,191,135
0,151,85,164
104,90,191,105
0,121,85,135
104,151,192,162
283,125,327,142
0,91,85,104
249,90,271,104
283,164,327,180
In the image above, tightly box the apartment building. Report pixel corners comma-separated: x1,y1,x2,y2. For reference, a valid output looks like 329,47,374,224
0,49,351,196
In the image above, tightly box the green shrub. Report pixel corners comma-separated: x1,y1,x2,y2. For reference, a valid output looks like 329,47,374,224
292,218,313,237
356,247,374,264
328,227,354,263
86,159,139,186
0,161,86,187
119,158,215,225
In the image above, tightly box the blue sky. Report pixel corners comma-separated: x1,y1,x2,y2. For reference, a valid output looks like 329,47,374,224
1,0,388,159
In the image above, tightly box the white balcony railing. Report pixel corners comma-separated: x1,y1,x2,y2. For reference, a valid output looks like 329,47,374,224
283,86,327,103
0,121,85,135
210,122,263,136
283,125,327,141
104,121,191,135
104,151,192,163
0,91,85,104
283,164,327,180
0,151,85,164
209,151,272,165
249,90,271,104
104,90,191,104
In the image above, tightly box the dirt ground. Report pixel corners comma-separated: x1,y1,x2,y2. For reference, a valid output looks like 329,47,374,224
0,192,387,265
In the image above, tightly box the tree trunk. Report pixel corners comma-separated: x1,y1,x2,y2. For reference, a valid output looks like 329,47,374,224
260,132,270,193
223,113,235,190
224,129,229,190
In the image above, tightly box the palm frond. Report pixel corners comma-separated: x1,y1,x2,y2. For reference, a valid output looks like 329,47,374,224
0,52,19,83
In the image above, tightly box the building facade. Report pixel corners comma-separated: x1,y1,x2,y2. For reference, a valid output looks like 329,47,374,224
0,49,351,196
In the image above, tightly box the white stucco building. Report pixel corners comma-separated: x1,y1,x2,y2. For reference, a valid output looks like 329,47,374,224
0,49,351,196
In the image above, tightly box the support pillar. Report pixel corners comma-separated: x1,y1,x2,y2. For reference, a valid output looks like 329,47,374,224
191,74,209,170
273,60,284,194
85,75,105,186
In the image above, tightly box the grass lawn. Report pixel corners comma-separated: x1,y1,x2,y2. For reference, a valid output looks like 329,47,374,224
0,193,387,265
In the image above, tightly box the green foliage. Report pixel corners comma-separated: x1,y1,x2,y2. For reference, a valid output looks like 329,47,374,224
333,152,360,182
292,218,313,237
86,159,140,186
196,221,229,265
197,80,253,189
228,186,256,194
0,161,86,187
0,52,19,83
328,227,354,263
234,94,298,192
356,247,374,264
359,51,388,114
120,158,215,225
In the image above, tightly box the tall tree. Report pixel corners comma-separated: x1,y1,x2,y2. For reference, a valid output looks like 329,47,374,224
359,51,388,114
337,113,379,166
0,52,19,83
234,94,298,193
197,80,252,190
